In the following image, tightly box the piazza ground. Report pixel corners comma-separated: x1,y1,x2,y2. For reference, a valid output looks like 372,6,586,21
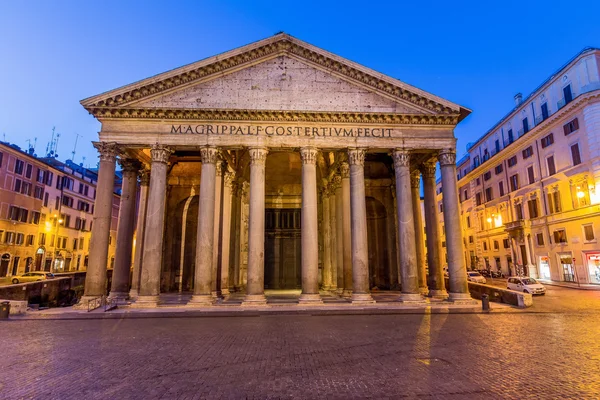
1,287,599,399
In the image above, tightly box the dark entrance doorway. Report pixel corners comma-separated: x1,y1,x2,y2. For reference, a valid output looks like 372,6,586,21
264,208,301,289
0,253,10,277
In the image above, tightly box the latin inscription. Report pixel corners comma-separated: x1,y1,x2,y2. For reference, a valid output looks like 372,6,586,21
170,124,393,138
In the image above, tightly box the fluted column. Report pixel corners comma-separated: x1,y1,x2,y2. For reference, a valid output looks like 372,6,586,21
220,170,234,297
212,160,224,298
421,159,447,299
439,149,472,302
333,175,344,295
321,182,332,291
109,158,141,300
129,169,150,299
348,148,374,304
411,170,428,295
328,179,338,292
242,147,269,306
75,142,119,307
393,150,423,302
135,144,172,307
188,146,219,306
299,147,322,304
340,160,353,298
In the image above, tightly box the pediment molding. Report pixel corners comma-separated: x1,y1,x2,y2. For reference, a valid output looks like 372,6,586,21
81,34,468,120
88,107,459,125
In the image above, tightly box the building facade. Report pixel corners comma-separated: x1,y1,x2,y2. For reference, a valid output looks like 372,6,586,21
0,142,120,279
441,47,600,285
77,33,474,307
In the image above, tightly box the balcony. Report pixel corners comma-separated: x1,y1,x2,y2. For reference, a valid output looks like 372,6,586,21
535,115,544,125
504,219,530,232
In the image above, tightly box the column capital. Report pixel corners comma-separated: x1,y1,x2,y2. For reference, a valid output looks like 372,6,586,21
392,149,411,169
93,142,120,163
215,161,225,177
248,147,268,166
339,162,350,179
330,174,342,191
438,149,457,166
420,159,437,178
224,170,236,188
139,169,151,186
300,147,318,165
348,148,366,166
410,170,421,189
150,144,173,164
200,146,219,164
118,158,142,174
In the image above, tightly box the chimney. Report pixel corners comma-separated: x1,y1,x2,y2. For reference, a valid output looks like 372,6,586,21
514,93,523,106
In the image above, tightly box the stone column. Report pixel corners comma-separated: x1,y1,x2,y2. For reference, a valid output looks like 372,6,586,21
392,150,423,302
231,180,243,291
340,161,352,297
212,160,224,298
333,175,344,295
135,144,172,307
75,142,119,307
220,170,234,297
299,147,322,304
242,147,269,306
108,158,141,300
384,184,399,289
421,159,448,299
411,170,428,295
328,180,338,292
129,169,150,299
348,148,375,304
188,146,219,306
439,149,472,302
321,183,332,291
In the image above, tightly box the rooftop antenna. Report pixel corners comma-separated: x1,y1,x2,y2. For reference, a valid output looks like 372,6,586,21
54,132,61,158
71,132,81,162
48,127,56,157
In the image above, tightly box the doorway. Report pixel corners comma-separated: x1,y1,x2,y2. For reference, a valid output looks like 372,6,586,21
559,253,575,282
264,208,301,289
0,253,10,277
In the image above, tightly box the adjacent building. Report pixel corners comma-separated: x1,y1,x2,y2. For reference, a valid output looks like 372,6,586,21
438,47,600,285
0,142,121,278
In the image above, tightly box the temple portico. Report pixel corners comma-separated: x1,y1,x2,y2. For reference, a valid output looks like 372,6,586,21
75,33,474,308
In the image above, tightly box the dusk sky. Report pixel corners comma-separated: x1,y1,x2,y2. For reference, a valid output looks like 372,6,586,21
1,0,599,168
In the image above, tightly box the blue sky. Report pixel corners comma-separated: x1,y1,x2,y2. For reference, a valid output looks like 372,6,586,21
1,0,599,167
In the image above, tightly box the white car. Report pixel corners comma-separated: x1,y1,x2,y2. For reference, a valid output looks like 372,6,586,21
507,277,546,295
467,271,487,284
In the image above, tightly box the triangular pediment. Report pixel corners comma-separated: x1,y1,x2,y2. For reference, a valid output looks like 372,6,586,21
82,33,470,122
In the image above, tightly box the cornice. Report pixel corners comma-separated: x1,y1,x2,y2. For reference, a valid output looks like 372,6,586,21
81,35,464,118
87,107,459,125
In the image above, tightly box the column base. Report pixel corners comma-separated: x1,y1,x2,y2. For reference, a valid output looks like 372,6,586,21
186,294,214,307
448,292,477,304
321,285,331,291
298,293,323,305
329,285,338,292
241,294,267,306
211,290,222,299
128,289,139,300
419,286,429,295
72,295,103,310
342,289,353,298
351,293,375,305
335,288,344,296
130,295,160,308
107,291,129,301
399,293,426,303
221,288,231,297
428,289,449,300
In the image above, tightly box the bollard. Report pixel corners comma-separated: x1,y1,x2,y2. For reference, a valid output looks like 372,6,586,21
481,294,490,312
0,301,10,319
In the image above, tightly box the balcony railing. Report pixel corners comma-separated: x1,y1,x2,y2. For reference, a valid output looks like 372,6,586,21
504,219,530,231
535,115,544,125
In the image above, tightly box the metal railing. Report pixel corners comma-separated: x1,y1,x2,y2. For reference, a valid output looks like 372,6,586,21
87,296,104,312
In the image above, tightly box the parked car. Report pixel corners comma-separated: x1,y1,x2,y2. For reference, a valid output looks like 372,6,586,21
507,277,546,295
10,272,55,284
478,269,491,277
467,271,487,284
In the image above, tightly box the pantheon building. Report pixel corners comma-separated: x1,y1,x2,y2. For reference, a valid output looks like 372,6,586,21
77,33,472,307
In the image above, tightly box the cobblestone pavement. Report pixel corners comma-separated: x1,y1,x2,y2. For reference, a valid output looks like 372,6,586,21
2,307,600,399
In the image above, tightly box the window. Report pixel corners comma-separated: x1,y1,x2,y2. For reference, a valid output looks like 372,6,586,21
547,156,556,176
515,203,523,220
475,192,482,206
473,155,480,168
583,224,595,242
476,178,481,186
4,232,15,244
563,85,573,104
79,238,84,250
62,195,74,208
45,171,53,186
16,233,24,245
468,235,474,244
499,181,505,197
55,196,59,209
503,238,510,248
43,192,49,207
20,181,32,196
553,229,567,244
522,146,533,159
495,139,501,153
463,189,468,202
572,182,590,208
508,129,514,144
439,203,443,213
14,179,21,193
34,186,44,200
528,198,539,219
75,218,82,230
536,233,544,246
483,241,488,251
527,166,535,185
510,174,519,191
563,118,579,136
30,211,40,225
73,239,78,250
547,191,562,214
0,152,3,168
495,164,503,175
485,187,493,202
36,169,44,182
39,233,46,246
483,171,491,181
15,159,24,175
64,215,71,228
522,118,529,134
9,206,28,222
541,102,549,120
493,240,499,250
508,156,517,167
26,235,34,246
541,133,554,148
571,143,582,166
466,216,471,228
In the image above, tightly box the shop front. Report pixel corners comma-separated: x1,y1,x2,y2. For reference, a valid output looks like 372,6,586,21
558,252,575,282
539,256,551,280
585,252,600,284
